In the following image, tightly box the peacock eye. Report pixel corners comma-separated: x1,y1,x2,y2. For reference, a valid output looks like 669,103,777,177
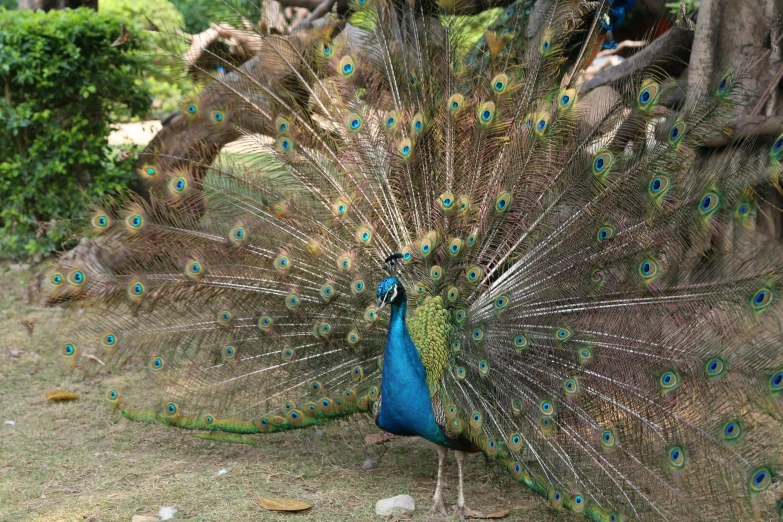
717,73,730,92
700,192,719,214
448,94,464,112
770,371,783,391
669,121,686,143
597,224,616,242
69,270,85,285
638,81,660,108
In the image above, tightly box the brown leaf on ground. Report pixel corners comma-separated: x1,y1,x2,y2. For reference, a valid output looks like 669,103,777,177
254,495,311,512
46,391,79,401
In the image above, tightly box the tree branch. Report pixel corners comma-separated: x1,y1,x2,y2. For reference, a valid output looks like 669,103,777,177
578,25,694,95
706,114,783,148
292,0,337,32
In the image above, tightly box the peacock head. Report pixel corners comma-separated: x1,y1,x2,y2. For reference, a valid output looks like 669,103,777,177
377,253,406,312
376,277,405,312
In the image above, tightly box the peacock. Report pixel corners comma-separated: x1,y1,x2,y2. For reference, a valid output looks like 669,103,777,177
49,0,783,519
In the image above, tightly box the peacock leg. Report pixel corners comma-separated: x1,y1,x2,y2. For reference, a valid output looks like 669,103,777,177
452,450,483,521
430,445,448,515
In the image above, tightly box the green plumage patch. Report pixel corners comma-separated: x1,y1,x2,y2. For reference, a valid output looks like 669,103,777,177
408,296,452,394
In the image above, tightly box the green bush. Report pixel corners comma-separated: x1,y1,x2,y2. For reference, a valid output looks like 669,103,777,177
0,8,151,259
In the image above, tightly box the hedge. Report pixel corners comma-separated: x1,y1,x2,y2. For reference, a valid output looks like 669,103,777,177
0,7,151,258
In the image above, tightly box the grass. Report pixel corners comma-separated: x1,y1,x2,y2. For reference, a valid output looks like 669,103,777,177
0,262,568,522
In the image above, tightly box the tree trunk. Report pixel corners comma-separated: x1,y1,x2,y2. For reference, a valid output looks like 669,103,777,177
689,0,783,242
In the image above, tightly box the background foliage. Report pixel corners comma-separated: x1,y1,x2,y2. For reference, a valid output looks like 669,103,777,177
0,8,151,258
169,0,263,34
99,0,190,117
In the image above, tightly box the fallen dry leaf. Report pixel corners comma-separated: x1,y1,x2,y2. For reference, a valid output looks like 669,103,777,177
469,509,511,519
46,391,79,401
255,495,311,512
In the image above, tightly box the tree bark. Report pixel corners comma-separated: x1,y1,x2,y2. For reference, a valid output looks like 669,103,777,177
688,0,783,242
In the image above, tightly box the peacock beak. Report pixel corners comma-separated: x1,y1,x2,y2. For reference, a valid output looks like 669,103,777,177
376,297,387,314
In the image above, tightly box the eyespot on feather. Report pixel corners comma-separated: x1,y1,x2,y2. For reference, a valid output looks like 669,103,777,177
448,93,464,112
637,78,660,109
338,55,355,77
491,73,509,94
382,110,400,130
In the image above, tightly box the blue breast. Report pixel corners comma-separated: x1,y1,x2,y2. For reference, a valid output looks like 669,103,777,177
375,300,466,449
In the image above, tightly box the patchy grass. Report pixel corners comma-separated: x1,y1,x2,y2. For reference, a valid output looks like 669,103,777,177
0,263,569,522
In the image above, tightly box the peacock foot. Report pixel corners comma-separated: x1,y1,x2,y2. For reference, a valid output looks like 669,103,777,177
429,497,448,516
451,504,483,521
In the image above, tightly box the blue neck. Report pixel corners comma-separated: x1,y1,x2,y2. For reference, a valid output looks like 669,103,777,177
375,297,454,446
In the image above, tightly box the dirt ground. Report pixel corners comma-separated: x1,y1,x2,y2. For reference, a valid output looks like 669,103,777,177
0,263,568,521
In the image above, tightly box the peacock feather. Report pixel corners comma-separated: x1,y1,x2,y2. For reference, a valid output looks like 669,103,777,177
50,0,783,520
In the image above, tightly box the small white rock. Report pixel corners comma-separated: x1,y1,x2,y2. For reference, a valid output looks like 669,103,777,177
375,494,415,516
4,420,15,426
216,468,227,476
362,458,375,470
158,506,177,520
